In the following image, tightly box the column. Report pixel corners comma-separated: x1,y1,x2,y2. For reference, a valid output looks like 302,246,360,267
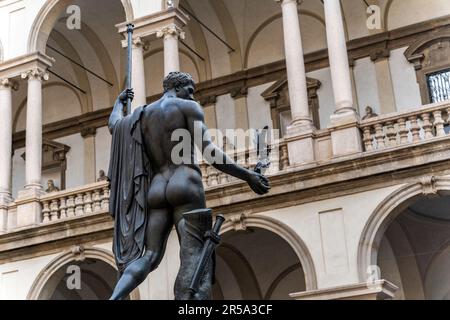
276,0,315,165
81,127,97,184
21,68,48,192
276,0,313,131
16,68,48,227
324,0,362,156
0,79,13,204
0,79,13,233
324,0,355,115
157,25,185,76
131,37,148,110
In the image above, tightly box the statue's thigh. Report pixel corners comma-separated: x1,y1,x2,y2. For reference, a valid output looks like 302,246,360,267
145,207,173,253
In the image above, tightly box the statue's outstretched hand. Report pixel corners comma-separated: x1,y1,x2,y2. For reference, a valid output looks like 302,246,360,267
246,171,270,195
119,88,134,104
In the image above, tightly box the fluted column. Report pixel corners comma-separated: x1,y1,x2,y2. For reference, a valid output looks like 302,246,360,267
0,79,13,204
131,37,148,110
157,25,185,76
324,0,355,114
21,68,48,191
276,0,313,131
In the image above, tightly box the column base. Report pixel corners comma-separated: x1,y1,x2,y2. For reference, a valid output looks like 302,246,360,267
329,111,362,157
285,124,316,166
16,187,44,228
290,280,398,300
0,193,12,234
0,191,12,205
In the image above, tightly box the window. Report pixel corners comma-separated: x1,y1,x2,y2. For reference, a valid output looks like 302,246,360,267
427,69,450,103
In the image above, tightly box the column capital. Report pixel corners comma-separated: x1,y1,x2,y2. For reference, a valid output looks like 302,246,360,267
157,25,185,40
132,36,150,51
21,68,49,81
0,78,18,90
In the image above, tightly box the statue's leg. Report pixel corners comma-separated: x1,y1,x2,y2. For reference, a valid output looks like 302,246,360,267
174,208,213,300
110,208,172,300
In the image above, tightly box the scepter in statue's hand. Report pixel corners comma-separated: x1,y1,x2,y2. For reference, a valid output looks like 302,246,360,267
126,23,134,116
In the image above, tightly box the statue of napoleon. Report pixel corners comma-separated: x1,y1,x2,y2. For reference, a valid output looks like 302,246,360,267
107,71,270,300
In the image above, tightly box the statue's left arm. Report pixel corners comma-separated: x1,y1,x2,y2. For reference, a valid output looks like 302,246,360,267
184,101,270,195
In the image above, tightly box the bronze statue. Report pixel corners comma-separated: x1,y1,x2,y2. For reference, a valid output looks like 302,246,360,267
107,72,270,300
45,180,60,193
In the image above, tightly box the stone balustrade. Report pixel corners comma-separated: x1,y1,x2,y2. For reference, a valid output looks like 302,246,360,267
360,101,450,152
34,141,290,225
40,181,110,224
200,140,290,188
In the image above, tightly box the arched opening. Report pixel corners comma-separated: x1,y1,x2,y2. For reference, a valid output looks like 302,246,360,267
213,227,307,300
39,258,118,300
377,196,450,300
359,177,450,300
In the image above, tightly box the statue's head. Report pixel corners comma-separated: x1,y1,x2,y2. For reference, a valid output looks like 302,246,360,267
47,180,54,187
365,106,373,114
163,71,195,101
99,170,105,177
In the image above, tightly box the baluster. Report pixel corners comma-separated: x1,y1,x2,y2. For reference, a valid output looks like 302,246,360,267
84,191,93,214
59,197,68,219
280,144,289,170
208,167,219,186
75,193,84,216
421,113,434,139
93,189,102,212
50,199,59,221
200,162,209,187
67,196,76,217
385,122,397,147
409,116,421,142
397,118,409,144
42,201,50,223
362,125,374,151
219,172,229,185
268,143,280,174
433,110,446,137
374,123,386,149
101,187,110,211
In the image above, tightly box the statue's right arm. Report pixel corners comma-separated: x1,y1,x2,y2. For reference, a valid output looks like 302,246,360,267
108,89,134,134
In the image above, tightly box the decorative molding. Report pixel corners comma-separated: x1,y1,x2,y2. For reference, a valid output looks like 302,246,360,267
70,244,85,261
21,68,49,81
420,176,437,195
290,280,398,300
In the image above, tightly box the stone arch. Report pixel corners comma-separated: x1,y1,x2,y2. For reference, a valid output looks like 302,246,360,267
27,0,133,54
357,175,450,282
221,214,318,291
27,246,140,300
243,10,326,68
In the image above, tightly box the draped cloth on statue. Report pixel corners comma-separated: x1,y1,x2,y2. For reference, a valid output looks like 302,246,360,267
107,106,151,273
